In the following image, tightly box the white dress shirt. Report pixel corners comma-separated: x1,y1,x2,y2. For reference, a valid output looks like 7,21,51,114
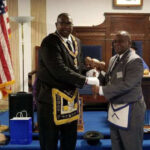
61,35,75,52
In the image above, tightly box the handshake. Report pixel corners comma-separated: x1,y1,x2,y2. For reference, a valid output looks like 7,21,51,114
84,56,105,97
86,76,100,98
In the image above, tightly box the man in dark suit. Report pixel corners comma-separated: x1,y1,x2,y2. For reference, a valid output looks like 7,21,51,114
36,13,99,150
93,31,146,150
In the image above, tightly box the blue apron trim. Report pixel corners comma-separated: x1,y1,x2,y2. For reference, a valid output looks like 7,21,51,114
111,103,129,111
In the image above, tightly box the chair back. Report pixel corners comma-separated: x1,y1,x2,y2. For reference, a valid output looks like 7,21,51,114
82,45,102,60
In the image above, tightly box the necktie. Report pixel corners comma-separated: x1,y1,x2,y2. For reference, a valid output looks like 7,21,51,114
66,41,74,53
107,56,120,83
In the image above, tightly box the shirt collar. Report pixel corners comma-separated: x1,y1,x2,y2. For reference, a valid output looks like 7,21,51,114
62,35,72,43
119,53,123,59
56,31,72,43
118,49,129,59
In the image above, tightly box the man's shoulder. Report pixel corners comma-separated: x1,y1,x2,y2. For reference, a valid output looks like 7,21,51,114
126,50,143,65
110,55,117,61
44,33,60,41
129,50,141,60
41,33,60,46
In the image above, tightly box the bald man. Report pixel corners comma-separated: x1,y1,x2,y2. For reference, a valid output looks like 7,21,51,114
93,31,146,150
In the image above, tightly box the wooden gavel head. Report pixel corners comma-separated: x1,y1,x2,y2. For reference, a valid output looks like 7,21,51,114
85,57,106,71
92,59,106,71
99,61,106,71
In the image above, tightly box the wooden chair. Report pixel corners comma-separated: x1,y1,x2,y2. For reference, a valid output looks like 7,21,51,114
79,45,108,110
28,46,40,92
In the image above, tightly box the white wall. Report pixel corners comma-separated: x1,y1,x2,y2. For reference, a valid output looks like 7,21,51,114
16,0,150,91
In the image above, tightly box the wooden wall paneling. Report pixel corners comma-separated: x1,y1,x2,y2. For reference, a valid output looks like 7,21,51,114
73,13,150,108
74,13,150,68
73,22,108,106
143,16,150,67
105,14,112,67
31,0,46,71
73,22,107,62
104,13,150,68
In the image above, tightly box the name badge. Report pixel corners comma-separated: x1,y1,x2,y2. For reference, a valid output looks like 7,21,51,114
117,71,123,78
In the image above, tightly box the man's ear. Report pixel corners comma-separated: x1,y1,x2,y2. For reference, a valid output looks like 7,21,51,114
128,40,132,47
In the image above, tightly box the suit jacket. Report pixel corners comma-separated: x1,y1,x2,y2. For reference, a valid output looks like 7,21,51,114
101,49,144,104
37,32,86,103
101,49,146,149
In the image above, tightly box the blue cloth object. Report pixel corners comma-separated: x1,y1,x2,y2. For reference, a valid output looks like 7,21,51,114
132,41,149,70
79,85,92,95
142,59,149,70
1,111,150,149
134,41,143,57
0,111,110,138
144,110,150,125
1,138,150,150
0,0,6,15
82,45,102,60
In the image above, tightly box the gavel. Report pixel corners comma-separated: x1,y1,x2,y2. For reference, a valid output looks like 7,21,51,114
85,57,106,98
91,58,105,71
85,57,105,71
85,57,92,70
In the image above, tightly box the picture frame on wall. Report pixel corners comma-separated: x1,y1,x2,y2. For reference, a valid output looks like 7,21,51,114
113,0,143,7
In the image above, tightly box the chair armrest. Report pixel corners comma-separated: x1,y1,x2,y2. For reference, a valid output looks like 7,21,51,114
28,70,37,92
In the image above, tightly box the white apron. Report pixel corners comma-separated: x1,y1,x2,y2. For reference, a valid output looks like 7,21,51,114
108,103,131,129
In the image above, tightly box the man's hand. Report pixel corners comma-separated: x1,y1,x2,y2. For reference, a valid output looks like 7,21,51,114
86,77,100,99
86,77,99,86
86,69,100,78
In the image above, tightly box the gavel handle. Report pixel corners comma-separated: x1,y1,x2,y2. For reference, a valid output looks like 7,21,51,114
93,71,97,99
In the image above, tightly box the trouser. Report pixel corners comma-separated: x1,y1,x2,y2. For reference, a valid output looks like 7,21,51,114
37,101,77,150
110,98,146,150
